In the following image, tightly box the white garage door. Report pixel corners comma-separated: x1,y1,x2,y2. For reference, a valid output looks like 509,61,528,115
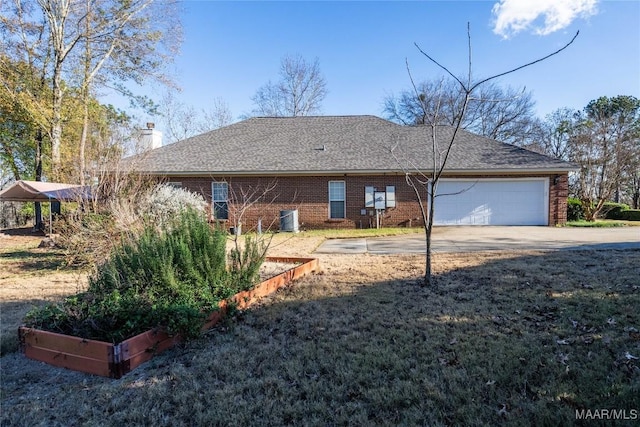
432,178,548,225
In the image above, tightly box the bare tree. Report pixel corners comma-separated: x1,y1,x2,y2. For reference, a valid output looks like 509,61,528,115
161,91,233,144
250,54,327,117
394,25,578,286
160,91,198,143
531,108,579,159
36,0,82,173
73,0,181,184
384,79,543,146
201,98,234,132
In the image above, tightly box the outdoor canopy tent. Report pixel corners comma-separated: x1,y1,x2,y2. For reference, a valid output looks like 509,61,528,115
0,180,91,202
0,180,92,234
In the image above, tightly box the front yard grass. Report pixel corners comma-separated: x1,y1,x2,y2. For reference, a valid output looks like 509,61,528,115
293,226,422,238
566,219,640,227
1,231,639,425
0,238,87,355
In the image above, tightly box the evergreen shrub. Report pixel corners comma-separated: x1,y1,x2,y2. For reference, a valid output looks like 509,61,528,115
619,209,640,221
567,198,584,221
24,209,264,343
599,202,630,220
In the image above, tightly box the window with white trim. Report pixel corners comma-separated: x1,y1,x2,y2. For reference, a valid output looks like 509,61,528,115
328,181,346,219
212,181,229,220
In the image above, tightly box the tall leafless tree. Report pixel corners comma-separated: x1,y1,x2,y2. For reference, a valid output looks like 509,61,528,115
384,79,544,146
250,54,328,117
531,108,578,159
36,0,81,174
161,91,233,144
393,25,578,286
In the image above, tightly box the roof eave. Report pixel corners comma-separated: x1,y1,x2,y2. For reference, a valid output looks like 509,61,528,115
138,166,579,178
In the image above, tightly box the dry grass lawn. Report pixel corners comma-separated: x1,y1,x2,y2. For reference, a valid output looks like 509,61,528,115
0,229,88,355
1,228,639,426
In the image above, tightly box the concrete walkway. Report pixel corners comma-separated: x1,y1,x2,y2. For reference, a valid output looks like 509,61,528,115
314,226,640,254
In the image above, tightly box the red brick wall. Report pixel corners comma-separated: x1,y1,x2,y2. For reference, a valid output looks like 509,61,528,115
549,173,569,225
170,173,569,231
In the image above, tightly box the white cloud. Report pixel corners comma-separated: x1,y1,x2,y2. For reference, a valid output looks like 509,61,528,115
492,0,598,38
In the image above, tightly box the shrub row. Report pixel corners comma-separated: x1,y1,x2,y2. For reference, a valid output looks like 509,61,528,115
24,209,266,343
567,198,639,222
618,209,640,221
600,202,640,221
599,202,630,220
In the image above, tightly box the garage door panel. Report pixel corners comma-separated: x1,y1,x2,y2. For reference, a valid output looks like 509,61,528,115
432,179,547,226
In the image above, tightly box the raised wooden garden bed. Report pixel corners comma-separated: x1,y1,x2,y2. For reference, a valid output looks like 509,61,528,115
18,257,318,378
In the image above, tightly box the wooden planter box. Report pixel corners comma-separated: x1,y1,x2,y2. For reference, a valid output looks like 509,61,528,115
18,257,318,378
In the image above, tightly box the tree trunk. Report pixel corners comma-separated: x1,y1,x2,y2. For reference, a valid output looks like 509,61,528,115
79,102,89,185
424,180,436,287
78,0,91,186
34,130,44,230
632,175,640,209
406,174,430,286
50,61,63,177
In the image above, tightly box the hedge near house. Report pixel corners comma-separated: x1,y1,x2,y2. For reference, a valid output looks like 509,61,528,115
568,199,640,222
567,198,584,221
600,202,630,220
598,202,640,221
24,209,265,343
619,209,640,221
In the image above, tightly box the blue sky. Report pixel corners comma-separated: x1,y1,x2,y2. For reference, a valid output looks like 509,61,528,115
141,0,640,132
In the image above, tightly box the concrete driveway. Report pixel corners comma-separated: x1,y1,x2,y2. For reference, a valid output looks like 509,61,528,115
314,226,640,254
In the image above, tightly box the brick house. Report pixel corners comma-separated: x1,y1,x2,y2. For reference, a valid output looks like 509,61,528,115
128,115,575,231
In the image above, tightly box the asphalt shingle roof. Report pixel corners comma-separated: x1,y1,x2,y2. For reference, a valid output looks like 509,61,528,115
128,115,576,175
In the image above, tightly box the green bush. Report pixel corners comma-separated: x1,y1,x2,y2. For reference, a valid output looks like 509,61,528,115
24,209,265,343
229,235,268,291
619,209,640,221
567,197,584,221
599,202,630,220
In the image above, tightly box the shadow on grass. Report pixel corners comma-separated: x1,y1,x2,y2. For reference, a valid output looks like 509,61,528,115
1,298,54,356
0,249,82,272
0,226,46,237
560,242,640,251
2,247,639,426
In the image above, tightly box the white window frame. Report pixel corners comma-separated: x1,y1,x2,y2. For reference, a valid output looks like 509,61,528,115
386,186,396,208
328,181,346,219
211,181,229,220
364,186,374,208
